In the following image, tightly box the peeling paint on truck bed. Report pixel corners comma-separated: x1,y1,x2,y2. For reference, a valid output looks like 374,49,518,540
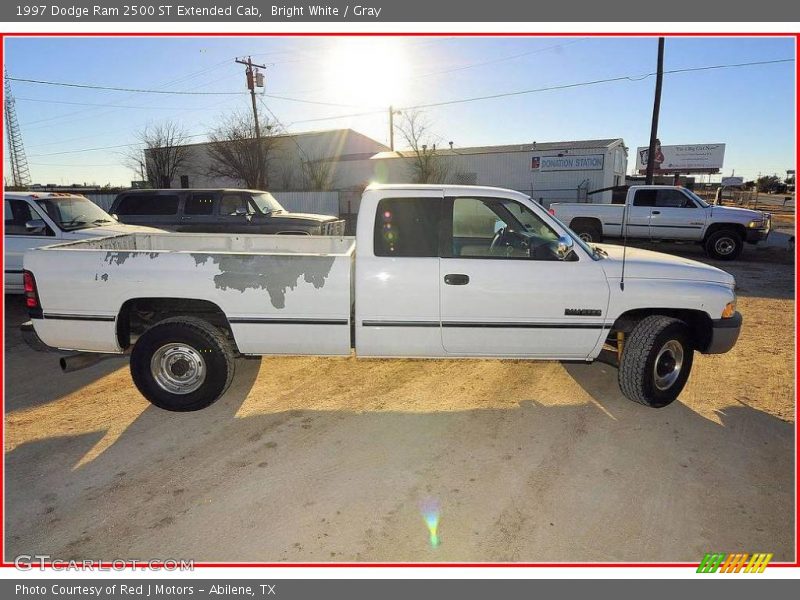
191,253,336,309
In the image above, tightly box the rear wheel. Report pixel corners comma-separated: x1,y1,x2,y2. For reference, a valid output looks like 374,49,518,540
618,315,693,408
704,229,743,260
130,317,235,411
571,219,603,243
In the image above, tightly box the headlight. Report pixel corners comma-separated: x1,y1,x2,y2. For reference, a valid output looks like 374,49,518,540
722,298,737,319
747,219,765,228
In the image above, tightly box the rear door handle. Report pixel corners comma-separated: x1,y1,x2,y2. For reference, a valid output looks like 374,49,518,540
444,274,469,285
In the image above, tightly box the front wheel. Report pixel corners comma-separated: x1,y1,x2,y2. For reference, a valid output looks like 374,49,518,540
130,317,235,411
704,229,743,260
618,315,694,408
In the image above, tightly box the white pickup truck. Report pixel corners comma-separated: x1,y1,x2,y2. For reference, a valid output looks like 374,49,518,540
551,185,771,260
21,184,742,411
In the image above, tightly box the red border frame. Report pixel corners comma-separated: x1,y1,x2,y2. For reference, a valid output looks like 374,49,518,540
0,30,797,571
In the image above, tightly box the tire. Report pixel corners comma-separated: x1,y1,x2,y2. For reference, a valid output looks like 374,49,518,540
571,220,603,243
704,229,743,260
618,315,694,408
130,317,235,412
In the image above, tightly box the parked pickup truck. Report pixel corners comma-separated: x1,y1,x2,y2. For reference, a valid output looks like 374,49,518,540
111,188,346,236
22,184,741,411
551,185,771,260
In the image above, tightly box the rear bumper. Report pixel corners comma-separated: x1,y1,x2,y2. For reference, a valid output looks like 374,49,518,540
704,312,742,354
20,320,53,353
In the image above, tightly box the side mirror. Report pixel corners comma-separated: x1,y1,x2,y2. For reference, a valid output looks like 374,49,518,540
25,219,46,234
555,235,574,260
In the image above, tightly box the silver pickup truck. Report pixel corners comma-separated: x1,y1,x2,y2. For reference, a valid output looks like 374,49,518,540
551,185,771,260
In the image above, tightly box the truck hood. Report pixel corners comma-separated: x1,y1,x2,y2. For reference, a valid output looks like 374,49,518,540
710,205,768,220
272,212,339,223
596,244,735,286
69,222,164,237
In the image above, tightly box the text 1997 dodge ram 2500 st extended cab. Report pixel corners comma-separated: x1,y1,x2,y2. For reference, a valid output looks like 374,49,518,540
22,184,742,411
551,185,771,260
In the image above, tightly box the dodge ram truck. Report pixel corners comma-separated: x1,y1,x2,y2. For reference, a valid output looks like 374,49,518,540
550,185,771,260
22,184,742,411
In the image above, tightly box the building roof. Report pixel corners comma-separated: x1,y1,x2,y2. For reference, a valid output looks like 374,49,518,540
371,138,624,160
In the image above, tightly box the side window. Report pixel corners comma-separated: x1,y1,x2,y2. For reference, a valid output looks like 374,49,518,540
184,193,215,216
373,198,440,257
451,197,559,259
655,190,694,208
4,200,48,236
633,190,657,207
220,193,244,216
115,194,179,216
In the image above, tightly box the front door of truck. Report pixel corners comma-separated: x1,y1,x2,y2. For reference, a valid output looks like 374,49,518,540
647,188,706,240
439,196,610,358
3,198,58,292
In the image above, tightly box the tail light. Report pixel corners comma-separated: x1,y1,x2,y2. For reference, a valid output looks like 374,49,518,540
23,270,42,314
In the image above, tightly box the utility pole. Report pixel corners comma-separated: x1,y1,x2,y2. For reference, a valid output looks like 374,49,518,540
645,37,665,186
235,56,267,139
389,106,395,151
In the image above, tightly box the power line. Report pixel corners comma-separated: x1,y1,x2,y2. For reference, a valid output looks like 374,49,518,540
8,76,249,96
401,58,795,110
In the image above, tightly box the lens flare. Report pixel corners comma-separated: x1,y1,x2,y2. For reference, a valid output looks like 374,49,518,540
420,498,441,548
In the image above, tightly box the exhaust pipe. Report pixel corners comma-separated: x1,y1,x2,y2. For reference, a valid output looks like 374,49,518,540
59,352,120,373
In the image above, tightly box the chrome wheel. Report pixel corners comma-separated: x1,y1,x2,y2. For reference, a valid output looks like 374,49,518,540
150,343,206,395
714,236,736,256
653,339,684,391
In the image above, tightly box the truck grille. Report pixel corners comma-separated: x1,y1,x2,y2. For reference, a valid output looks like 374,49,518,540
322,219,346,236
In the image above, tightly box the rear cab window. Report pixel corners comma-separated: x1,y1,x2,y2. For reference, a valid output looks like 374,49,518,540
115,193,180,216
373,198,441,257
184,193,215,215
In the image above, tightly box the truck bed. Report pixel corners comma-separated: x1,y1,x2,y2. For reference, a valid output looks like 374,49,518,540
25,233,356,356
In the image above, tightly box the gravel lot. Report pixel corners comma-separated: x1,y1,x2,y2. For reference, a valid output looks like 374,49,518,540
4,241,795,563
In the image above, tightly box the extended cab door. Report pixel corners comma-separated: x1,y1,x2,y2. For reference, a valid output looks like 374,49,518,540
626,189,657,238
3,198,58,292
439,195,610,358
355,189,444,357
179,191,219,232
647,188,707,240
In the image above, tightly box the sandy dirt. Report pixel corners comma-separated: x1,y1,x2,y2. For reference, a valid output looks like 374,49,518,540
4,241,795,563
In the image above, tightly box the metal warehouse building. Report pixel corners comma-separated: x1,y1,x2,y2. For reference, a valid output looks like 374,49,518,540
328,137,629,206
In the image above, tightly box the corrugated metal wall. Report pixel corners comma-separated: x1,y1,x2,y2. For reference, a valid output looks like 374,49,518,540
272,192,340,217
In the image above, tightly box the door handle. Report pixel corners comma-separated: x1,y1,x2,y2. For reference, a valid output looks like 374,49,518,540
444,274,469,285
651,210,661,215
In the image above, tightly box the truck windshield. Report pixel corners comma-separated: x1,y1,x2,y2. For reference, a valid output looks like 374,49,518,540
250,192,285,215
35,196,115,232
684,189,710,208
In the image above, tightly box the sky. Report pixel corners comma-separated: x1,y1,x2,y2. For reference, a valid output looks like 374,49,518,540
3,36,796,186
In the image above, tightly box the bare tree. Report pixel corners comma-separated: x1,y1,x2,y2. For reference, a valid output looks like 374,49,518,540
206,112,282,189
302,156,336,191
124,121,192,188
395,110,449,184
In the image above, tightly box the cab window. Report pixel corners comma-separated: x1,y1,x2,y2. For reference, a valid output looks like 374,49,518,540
4,199,50,236
115,193,179,215
219,193,245,216
449,197,560,260
373,198,440,257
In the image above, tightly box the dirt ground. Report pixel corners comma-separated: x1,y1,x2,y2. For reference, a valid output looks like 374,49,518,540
3,241,795,563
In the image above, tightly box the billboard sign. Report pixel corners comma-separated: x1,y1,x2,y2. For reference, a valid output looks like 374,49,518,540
533,154,604,171
721,176,744,187
636,142,725,174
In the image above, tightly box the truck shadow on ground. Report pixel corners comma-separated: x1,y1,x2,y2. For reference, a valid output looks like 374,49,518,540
4,355,794,563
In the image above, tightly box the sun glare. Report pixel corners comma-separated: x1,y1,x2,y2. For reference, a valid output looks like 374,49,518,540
323,39,411,108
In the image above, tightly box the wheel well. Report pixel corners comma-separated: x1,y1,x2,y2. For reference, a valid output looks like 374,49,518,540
116,297,237,352
611,308,713,352
704,222,746,242
569,217,602,231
